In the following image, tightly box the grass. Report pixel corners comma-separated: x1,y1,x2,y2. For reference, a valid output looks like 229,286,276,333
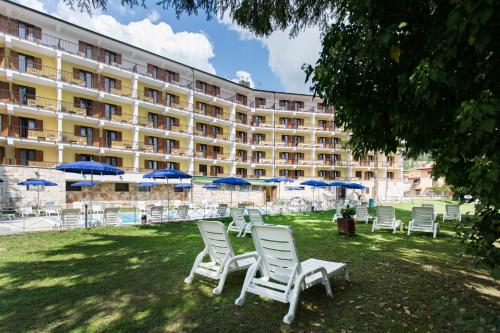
0,203,498,332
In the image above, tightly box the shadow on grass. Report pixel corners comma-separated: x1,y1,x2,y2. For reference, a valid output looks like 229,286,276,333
0,211,498,332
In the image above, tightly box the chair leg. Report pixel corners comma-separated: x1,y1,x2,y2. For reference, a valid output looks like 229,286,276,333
283,280,304,325
235,262,258,306
184,250,206,284
213,266,230,295
344,268,351,283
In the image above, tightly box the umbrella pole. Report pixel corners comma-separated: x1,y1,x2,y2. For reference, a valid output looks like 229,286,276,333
167,178,169,222
230,188,233,208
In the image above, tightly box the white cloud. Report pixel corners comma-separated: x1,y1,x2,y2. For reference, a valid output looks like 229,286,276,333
220,15,321,93
146,9,161,23
15,0,216,74
232,70,255,88
16,0,47,12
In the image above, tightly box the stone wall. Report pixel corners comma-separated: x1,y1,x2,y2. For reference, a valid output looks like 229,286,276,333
0,165,411,210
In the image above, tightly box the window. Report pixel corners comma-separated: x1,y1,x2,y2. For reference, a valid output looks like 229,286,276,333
150,65,158,79
106,157,118,166
387,172,395,180
138,186,150,192
115,183,129,192
79,70,93,88
103,104,117,120
18,22,35,40
104,50,117,64
103,77,116,92
18,149,36,165
146,160,158,170
66,181,81,192
254,169,265,177
165,162,178,170
18,54,35,73
78,154,93,161
198,164,207,175
165,117,177,130
165,139,177,153
80,99,94,116
355,171,362,178
148,112,159,128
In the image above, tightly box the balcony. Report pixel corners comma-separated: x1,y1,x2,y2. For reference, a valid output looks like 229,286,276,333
194,151,231,161
251,157,273,164
0,157,59,168
0,18,194,90
194,107,231,121
194,130,230,141
194,86,235,103
136,118,188,133
8,93,58,112
61,132,100,148
2,56,58,80
137,143,189,157
9,127,58,143
100,139,134,151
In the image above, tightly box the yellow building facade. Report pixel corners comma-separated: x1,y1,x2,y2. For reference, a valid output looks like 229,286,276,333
0,2,403,190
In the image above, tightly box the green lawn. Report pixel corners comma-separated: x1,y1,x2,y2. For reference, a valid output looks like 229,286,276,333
0,205,498,332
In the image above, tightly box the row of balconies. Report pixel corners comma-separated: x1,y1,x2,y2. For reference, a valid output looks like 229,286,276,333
0,90,342,137
0,24,336,113
0,156,401,181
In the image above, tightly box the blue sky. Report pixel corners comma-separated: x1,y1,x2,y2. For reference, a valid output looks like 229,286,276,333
16,0,322,93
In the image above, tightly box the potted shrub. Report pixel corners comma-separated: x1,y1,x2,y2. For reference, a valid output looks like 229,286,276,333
337,207,356,235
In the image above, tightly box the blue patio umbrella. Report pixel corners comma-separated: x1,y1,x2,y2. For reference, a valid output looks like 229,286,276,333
17,178,57,210
344,183,365,190
265,177,294,201
56,161,124,228
213,177,251,207
300,180,329,207
71,181,98,187
203,184,220,189
329,181,348,187
136,182,160,188
143,169,192,221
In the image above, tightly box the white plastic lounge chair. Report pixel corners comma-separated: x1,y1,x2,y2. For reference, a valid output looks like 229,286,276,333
408,207,439,238
136,201,148,214
60,208,81,229
175,204,190,221
241,209,266,237
443,204,461,222
217,204,228,217
332,201,344,221
149,205,163,223
422,204,437,220
0,211,16,220
227,208,248,237
235,225,349,324
21,204,36,217
184,220,258,295
354,205,373,224
372,206,402,234
103,207,121,226
91,202,104,214
42,202,60,217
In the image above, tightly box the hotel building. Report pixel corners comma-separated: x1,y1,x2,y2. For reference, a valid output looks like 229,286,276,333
0,1,406,208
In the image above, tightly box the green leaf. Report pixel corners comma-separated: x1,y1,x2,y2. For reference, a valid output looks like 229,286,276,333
390,45,400,63
398,21,408,29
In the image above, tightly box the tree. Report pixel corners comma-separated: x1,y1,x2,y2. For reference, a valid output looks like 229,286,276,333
67,0,499,275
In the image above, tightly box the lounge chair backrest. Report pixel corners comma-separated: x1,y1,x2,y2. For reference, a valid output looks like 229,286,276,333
217,204,228,216
22,204,33,215
103,207,120,225
177,205,189,219
197,220,234,265
150,205,163,223
230,208,245,227
412,207,434,228
355,205,368,219
248,209,264,226
252,225,301,284
376,206,395,223
45,201,56,209
60,209,80,228
445,205,460,219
